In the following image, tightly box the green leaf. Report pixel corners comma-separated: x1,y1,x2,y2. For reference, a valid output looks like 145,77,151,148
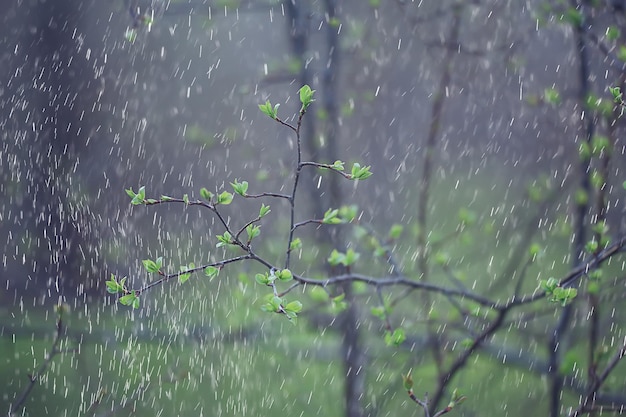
183,194,190,204
388,224,403,239
578,142,591,161
127,186,146,205
284,310,298,323
298,85,316,112
231,180,249,196
460,338,474,349
259,203,271,218
592,220,609,236
575,188,588,205
609,86,623,102
434,252,450,266
544,87,561,105
591,135,611,156
309,286,329,302
204,266,219,280
350,163,373,180
200,187,214,201
585,239,599,253
343,248,360,266
178,264,193,284
246,224,261,241
179,272,191,284
216,231,234,247
371,306,386,318
606,26,620,41
384,328,406,347
588,269,603,281
106,274,122,294
142,259,160,273
328,249,345,266
259,100,279,119
560,7,582,26
529,243,542,258
338,205,358,222
458,208,477,226
322,208,342,224
289,238,302,251
285,300,303,313
119,293,137,307
217,191,234,205
277,269,293,281
542,277,559,293
255,273,270,285
551,287,578,306
402,372,413,391
331,160,345,171
271,296,283,309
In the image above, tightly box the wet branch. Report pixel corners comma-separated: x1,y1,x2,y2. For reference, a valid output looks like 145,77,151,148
8,306,74,417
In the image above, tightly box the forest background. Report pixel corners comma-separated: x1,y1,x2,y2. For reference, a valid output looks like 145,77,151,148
2,1,626,417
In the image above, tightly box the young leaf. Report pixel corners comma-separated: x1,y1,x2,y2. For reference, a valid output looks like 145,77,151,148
204,266,219,280
371,306,386,318
200,187,214,201
255,273,270,285
277,269,293,281
402,372,413,391
216,231,234,248
322,208,342,224
179,272,191,284
609,86,622,103
217,191,234,205
543,87,561,105
231,180,249,196
388,224,403,240
179,264,192,284
119,293,139,308
343,248,360,266
339,205,358,222
331,160,345,171
328,249,345,266
142,259,160,273
106,274,122,294
246,224,261,241
298,85,316,112
259,203,271,218
289,238,302,251
285,300,303,313
259,100,279,119
125,188,136,199
385,328,406,347
127,186,146,205
350,163,373,180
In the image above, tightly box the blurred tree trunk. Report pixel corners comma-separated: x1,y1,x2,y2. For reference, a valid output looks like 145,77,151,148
1,0,103,301
284,1,365,416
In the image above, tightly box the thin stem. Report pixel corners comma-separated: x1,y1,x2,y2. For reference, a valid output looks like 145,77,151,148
135,255,251,294
244,192,291,200
285,111,307,269
9,308,69,417
570,337,626,417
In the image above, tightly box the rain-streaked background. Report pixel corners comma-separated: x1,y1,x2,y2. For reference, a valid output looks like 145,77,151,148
2,1,626,416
